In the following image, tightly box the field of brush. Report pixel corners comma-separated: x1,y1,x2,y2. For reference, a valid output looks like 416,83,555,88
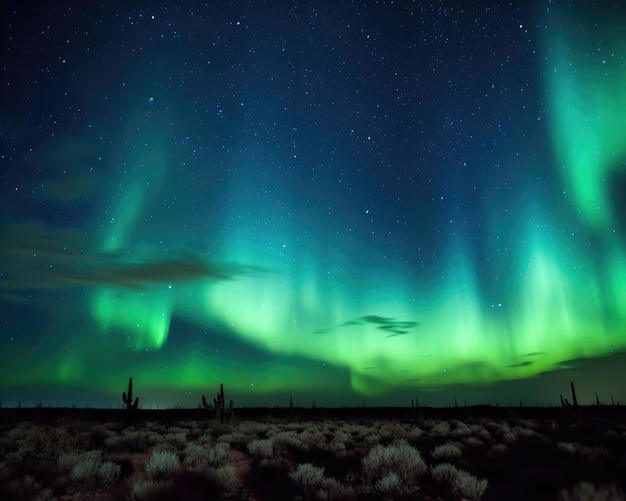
0,407,625,500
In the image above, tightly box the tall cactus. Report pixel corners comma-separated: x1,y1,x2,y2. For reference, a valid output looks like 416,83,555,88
122,376,139,411
560,381,578,408
560,380,581,424
411,397,423,423
202,383,233,423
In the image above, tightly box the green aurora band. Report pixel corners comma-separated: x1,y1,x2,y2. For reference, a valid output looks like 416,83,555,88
4,3,626,406
88,5,626,399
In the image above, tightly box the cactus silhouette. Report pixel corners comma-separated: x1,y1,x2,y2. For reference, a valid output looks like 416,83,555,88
202,383,233,423
122,376,139,411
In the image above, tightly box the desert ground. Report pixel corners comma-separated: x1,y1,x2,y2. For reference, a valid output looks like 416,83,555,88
0,405,625,500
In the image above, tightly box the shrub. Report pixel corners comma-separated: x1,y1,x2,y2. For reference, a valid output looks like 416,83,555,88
58,449,120,487
375,472,400,496
431,462,458,485
364,433,381,445
183,443,207,467
559,482,625,501
212,465,235,491
272,430,308,453
450,421,473,439
247,438,274,459
431,463,487,500
105,429,151,452
464,437,484,448
216,431,246,447
405,427,425,441
145,451,179,480
208,443,229,464
132,479,174,500
557,442,578,454
163,432,187,448
362,440,427,495
290,463,325,489
319,477,356,500
69,451,102,483
97,461,122,487
431,442,463,462
512,425,540,439
20,424,87,461
429,421,451,438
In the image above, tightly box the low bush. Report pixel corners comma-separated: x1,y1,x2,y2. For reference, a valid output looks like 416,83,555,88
362,440,427,495
431,462,487,500
145,450,179,480
247,438,274,459
431,441,463,462
58,449,120,487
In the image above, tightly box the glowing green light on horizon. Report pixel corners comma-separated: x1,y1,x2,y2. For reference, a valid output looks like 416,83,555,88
198,221,626,394
36,5,624,403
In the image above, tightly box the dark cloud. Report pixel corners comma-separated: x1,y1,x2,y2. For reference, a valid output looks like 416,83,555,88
355,315,420,335
507,361,533,368
338,320,360,327
312,328,330,335
0,222,264,297
314,314,420,337
359,315,395,324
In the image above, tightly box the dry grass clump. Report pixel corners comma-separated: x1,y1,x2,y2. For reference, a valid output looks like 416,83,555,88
216,430,247,448
559,481,625,501
290,462,325,489
147,431,187,449
300,427,327,447
405,425,425,441
378,421,409,441
428,420,452,438
463,436,484,448
58,449,120,486
449,420,473,439
361,440,428,496
132,479,174,500
557,441,609,460
290,462,356,500
247,438,275,460
271,430,309,454
238,421,271,436
473,426,493,443
183,441,228,468
2,413,626,500
431,462,488,500
104,427,152,452
145,450,179,480
431,441,463,462
8,422,91,462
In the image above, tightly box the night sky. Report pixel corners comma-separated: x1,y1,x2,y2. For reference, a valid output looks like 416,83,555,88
1,1,626,409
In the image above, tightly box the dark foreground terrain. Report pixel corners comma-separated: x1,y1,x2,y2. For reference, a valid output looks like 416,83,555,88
0,405,625,500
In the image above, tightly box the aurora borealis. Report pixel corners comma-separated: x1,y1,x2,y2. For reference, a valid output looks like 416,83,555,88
1,1,626,408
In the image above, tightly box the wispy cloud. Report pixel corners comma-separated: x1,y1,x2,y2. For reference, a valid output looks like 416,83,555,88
315,314,420,337
354,315,420,336
0,222,264,299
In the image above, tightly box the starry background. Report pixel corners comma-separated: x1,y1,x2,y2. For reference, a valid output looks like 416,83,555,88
1,0,626,409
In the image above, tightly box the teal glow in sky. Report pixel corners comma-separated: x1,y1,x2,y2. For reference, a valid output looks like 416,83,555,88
1,1,625,408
